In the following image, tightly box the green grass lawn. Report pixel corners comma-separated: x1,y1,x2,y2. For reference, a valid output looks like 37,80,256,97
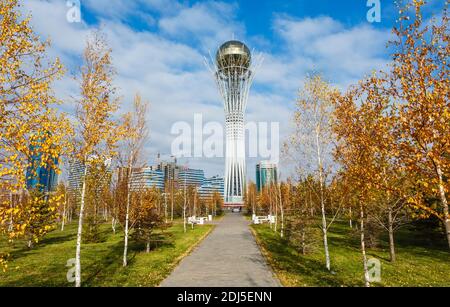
252,221,450,287
0,221,213,287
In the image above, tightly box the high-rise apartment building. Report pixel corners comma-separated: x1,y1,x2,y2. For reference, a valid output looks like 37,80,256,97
178,168,205,189
130,168,165,191
198,176,224,200
256,161,278,192
26,139,59,193
67,159,86,197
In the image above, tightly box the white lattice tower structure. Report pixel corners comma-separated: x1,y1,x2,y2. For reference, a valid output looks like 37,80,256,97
209,41,256,206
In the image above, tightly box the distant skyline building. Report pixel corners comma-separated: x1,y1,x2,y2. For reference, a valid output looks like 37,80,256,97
26,160,58,193
178,168,205,189
113,156,211,194
155,157,180,188
256,161,278,192
212,40,257,207
130,168,165,191
68,159,86,197
68,158,111,199
26,141,58,193
204,176,225,191
198,176,224,200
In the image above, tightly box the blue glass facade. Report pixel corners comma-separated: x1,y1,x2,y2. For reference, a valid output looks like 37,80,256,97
198,176,224,200
68,159,86,196
178,168,205,189
256,161,278,192
26,144,58,193
130,168,165,191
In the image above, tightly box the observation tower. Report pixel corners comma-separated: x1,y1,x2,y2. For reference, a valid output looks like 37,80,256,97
211,41,257,208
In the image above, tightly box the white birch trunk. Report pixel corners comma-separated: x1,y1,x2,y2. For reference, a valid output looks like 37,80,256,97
274,188,278,233
183,191,187,233
388,206,396,262
360,204,370,287
252,194,256,216
123,163,132,267
436,164,450,249
280,202,284,238
193,190,197,217
164,193,168,224
75,165,88,288
61,192,66,231
111,217,116,234
316,128,330,271
183,204,187,233
278,184,284,238
349,207,353,229
183,174,187,233
171,181,174,222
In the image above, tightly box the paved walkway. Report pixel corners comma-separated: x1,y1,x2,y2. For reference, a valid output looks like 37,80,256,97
160,213,281,287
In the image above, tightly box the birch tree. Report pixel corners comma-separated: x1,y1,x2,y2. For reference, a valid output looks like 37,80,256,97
286,74,338,271
333,86,374,287
346,76,411,262
0,0,69,268
389,1,450,248
122,93,149,267
285,179,319,255
130,188,165,253
277,181,288,238
72,31,122,287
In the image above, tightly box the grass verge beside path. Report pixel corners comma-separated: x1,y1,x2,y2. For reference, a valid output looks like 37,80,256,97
251,221,450,287
0,221,214,287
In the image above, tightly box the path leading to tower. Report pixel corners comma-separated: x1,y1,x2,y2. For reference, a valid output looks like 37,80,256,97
160,213,281,287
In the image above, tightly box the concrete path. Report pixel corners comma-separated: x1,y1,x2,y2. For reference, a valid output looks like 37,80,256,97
160,213,281,287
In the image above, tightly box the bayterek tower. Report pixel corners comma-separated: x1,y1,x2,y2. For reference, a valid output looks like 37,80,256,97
212,41,256,208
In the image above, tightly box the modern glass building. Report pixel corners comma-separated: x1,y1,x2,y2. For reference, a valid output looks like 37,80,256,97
68,159,111,197
256,161,278,192
68,159,86,197
198,176,224,200
156,160,177,181
178,168,205,189
130,168,165,191
26,143,58,193
26,162,58,193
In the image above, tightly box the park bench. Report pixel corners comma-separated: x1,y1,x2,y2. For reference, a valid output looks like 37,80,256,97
188,216,208,225
253,215,276,225
253,216,270,225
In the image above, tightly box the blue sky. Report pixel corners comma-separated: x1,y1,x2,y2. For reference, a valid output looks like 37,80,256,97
20,0,445,180
78,1,400,55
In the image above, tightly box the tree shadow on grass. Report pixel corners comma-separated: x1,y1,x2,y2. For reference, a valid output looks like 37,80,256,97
82,234,175,287
0,254,77,287
257,228,362,287
331,222,449,261
393,228,448,252
329,233,360,251
82,240,129,287
5,232,78,263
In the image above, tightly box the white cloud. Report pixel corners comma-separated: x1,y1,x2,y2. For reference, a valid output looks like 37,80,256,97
20,0,393,178
158,1,244,51
21,0,89,60
274,16,343,48
265,15,391,91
